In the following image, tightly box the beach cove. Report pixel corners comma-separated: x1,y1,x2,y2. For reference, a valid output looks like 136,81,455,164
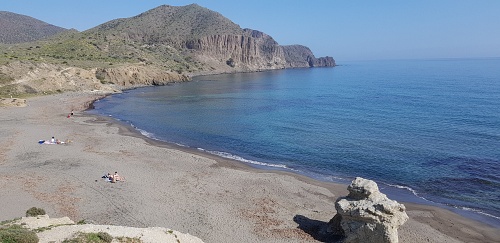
0,91,498,242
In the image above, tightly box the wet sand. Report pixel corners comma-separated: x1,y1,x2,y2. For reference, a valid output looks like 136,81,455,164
0,92,498,242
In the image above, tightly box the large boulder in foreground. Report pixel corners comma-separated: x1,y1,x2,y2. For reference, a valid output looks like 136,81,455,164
330,177,408,243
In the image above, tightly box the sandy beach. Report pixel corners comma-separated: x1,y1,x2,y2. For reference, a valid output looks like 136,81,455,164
0,92,498,243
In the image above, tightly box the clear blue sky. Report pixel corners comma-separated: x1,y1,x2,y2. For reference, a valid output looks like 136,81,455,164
2,0,500,61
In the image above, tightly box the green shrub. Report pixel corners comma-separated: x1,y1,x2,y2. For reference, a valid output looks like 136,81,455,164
96,232,113,243
62,232,113,243
115,236,142,243
25,207,46,217
0,225,39,243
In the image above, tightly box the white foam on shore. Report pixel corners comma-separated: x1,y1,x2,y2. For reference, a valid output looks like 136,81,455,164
198,148,293,170
458,206,500,220
129,123,158,140
137,128,155,139
386,183,500,222
385,183,429,201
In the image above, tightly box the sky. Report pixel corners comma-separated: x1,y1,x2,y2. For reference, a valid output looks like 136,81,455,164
2,0,500,61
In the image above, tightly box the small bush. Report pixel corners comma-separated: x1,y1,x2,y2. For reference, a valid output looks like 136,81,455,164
96,232,113,243
63,232,113,243
115,236,142,243
0,225,39,243
26,207,46,217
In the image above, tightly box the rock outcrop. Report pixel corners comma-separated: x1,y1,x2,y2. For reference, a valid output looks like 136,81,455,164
282,45,336,68
95,65,190,86
329,177,408,243
186,29,335,72
11,214,204,243
0,61,189,95
0,97,26,107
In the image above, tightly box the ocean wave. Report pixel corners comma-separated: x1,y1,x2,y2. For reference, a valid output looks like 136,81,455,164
386,183,500,221
129,123,157,140
198,148,293,170
384,183,430,202
137,128,155,139
458,206,500,220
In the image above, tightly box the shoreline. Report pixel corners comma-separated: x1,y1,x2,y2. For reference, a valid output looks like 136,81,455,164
0,92,498,242
88,91,500,228
113,114,500,228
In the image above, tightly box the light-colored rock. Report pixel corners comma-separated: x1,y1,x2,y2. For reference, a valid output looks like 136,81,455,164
332,177,408,243
11,215,204,243
95,64,190,86
0,61,190,95
17,214,74,229
0,97,26,107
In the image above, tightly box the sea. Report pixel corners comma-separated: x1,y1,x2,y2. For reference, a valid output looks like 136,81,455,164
87,58,500,227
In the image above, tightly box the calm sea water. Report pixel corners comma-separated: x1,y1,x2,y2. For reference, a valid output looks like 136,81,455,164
89,58,500,225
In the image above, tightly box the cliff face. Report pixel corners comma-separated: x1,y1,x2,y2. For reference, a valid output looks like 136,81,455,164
186,29,334,72
187,29,287,71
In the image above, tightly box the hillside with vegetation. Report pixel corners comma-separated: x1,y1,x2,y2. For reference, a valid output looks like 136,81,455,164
0,4,335,97
0,11,67,44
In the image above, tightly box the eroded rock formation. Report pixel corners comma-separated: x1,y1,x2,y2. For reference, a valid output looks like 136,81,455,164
329,177,408,243
0,61,190,95
185,29,335,72
95,65,190,86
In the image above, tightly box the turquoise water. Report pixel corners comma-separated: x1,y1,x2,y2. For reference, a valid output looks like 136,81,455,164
89,58,500,225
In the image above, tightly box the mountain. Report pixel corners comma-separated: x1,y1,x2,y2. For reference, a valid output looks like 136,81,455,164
0,4,335,96
0,11,67,44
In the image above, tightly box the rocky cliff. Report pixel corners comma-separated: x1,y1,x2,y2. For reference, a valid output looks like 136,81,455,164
187,29,286,71
185,29,335,73
282,45,336,67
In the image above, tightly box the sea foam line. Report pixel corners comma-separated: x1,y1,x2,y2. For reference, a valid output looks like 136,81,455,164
385,183,429,202
457,206,500,220
198,148,293,170
129,123,187,147
386,183,500,220
128,122,291,166
129,123,156,139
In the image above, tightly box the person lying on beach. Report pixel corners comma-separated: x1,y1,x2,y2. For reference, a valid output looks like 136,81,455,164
40,139,66,145
102,172,124,183
101,173,113,182
113,172,125,182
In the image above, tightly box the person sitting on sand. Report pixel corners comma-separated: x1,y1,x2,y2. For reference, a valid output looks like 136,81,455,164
113,172,124,182
50,136,56,144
